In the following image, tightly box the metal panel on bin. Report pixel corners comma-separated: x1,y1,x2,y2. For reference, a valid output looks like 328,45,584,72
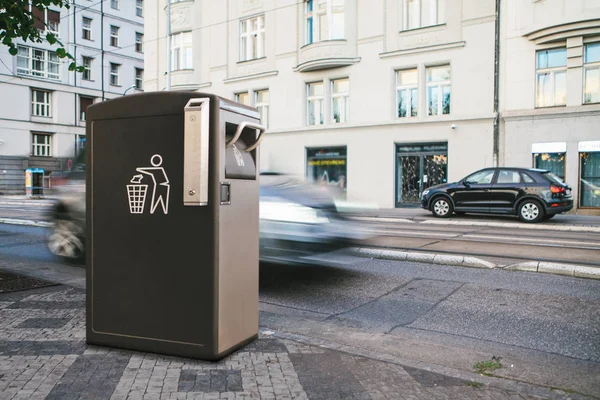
86,92,264,360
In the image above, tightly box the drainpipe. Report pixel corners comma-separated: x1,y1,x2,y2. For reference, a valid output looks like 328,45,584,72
101,0,105,101
166,0,171,90
493,0,501,167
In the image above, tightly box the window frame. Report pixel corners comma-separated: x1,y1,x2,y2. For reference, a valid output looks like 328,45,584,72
110,25,119,47
402,0,444,31
240,15,265,62
426,65,451,116
464,169,496,185
307,81,325,126
79,96,94,121
235,92,250,106
584,42,600,104
255,89,270,128
331,77,349,123
135,68,144,90
305,0,345,45
136,0,143,17
111,0,119,10
31,89,52,117
31,133,52,157
82,56,92,80
16,46,60,80
109,63,120,86
532,152,566,181
535,47,567,108
395,68,419,118
135,32,144,53
170,31,193,71
82,17,92,40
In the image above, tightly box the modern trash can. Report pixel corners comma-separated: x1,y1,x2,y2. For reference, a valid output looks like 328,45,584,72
86,92,265,360
25,168,44,197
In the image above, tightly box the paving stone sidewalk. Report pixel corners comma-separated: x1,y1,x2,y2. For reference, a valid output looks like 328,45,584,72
0,284,586,400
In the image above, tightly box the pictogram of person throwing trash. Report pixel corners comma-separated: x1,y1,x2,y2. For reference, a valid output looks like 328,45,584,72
126,154,170,215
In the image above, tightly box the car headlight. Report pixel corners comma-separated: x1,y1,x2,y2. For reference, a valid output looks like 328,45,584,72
260,199,329,224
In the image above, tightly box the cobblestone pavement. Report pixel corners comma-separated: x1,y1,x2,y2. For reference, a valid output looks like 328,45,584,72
0,285,586,400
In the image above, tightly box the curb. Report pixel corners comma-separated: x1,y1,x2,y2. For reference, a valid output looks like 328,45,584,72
0,218,53,228
349,247,600,280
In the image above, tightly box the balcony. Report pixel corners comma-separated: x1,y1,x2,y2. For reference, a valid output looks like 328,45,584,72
294,40,360,73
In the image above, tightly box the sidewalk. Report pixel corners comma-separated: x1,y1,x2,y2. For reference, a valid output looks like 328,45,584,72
0,268,592,399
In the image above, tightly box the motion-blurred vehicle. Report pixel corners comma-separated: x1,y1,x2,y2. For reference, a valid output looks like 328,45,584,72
420,167,573,223
47,152,371,264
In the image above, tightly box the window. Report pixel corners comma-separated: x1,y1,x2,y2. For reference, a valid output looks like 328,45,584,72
536,48,567,107
111,0,119,9
235,92,249,105
496,170,521,184
305,0,344,44
16,46,60,80
580,150,600,208
584,43,600,104
331,78,349,123
521,173,535,184
30,7,60,37
240,16,265,61
396,69,418,118
171,32,193,70
135,68,144,90
110,63,120,85
82,17,92,40
31,90,51,117
533,152,565,181
110,25,119,47
135,32,144,53
80,96,94,121
32,133,51,157
82,57,92,80
403,0,444,30
427,65,451,115
465,170,494,185
307,82,324,125
255,90,269,127
136,0,143,17
307,147,347,197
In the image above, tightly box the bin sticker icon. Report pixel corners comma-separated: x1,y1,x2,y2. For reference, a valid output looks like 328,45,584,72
127,174,148,214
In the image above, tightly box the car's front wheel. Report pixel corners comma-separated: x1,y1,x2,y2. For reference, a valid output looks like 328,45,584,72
518,200,545,223
431,197,453,218
48,219,85,261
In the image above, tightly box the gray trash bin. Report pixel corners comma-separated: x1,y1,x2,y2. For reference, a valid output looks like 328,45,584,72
86,92,265,360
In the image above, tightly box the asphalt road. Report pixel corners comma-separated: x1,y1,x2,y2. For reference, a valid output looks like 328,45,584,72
0,223,599,396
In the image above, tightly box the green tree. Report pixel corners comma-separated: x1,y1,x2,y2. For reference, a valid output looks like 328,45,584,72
0,0,83,72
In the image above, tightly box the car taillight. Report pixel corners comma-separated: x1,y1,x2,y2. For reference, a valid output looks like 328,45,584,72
550,185,566,194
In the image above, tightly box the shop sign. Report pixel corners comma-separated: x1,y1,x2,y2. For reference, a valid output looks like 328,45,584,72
578,141,600,153
308,159,346,166
532,142,566,154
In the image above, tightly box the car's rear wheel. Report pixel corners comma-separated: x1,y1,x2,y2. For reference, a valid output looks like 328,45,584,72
431,197,453,218
48,218,85,262
518,200,545,223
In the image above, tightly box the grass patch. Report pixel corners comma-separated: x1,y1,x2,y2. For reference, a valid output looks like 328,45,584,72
473,357,503,375
467,381,483,389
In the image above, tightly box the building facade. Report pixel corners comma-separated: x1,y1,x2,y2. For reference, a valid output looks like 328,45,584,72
0,0,145,194
501,0,600,213
145,0,497,208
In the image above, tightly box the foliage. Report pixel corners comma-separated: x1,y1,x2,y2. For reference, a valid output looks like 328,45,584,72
473,357,503,375
0,0,84,72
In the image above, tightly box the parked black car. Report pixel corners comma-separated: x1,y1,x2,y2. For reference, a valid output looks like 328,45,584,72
420,168,573,223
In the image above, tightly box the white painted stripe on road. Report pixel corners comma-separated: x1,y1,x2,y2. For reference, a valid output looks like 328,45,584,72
0,218,53,228
351,216,415,223
464,234,600,248
421,219,600,233
0,202,54,207
374,229,457,238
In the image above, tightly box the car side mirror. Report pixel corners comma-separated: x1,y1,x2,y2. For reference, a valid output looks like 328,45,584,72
462,180,471,187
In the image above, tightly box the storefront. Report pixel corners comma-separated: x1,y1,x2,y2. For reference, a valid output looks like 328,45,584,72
395,143,448,207
579,141,600,209
306,146,347,199
532,142,566,181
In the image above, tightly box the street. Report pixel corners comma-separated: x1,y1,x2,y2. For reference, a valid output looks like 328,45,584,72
0,220,599,398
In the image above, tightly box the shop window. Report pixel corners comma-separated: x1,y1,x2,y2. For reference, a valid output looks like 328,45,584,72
331,78,349,123
396,69,418,118
307,146,347,198
584,42,600,104
536,48,567,107
240,15,264,61
533,152,565,181
579,142,600,208
305,0,344,45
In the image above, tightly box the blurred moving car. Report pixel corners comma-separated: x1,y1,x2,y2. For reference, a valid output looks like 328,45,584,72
420,167,573,223
47,152,371,264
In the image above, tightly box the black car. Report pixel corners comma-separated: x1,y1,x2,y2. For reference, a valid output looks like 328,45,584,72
420,168,573,223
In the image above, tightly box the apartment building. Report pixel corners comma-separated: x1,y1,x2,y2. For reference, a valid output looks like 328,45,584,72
0,0,144,194
500,0,600,213
144,0,497,207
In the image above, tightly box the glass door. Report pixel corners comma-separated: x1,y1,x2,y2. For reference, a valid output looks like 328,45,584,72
398,155,421,204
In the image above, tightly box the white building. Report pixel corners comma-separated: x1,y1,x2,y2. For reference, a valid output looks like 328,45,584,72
145,0,497,208
500,0,600,213
0,0,145,194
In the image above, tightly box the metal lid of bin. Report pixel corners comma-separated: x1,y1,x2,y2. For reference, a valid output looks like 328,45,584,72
86,92,259,121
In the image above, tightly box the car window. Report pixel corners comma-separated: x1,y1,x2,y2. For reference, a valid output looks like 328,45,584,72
521,172,535,183
465,170,495,185
542,172,564,185
497,170,521,184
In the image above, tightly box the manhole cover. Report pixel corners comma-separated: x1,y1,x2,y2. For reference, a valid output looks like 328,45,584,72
0,271,57,293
